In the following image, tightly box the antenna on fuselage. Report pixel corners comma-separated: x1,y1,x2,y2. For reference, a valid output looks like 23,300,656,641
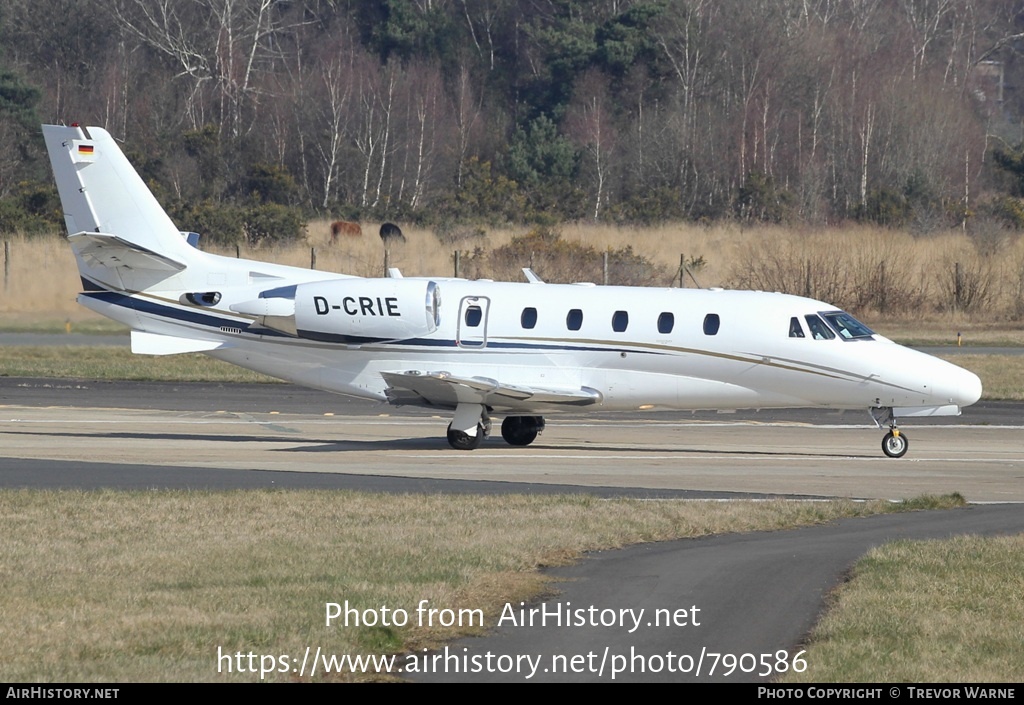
522,268,545,284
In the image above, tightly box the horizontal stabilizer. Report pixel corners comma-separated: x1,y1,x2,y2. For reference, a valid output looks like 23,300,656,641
69,232,187,272
131,330,225,355
381,370,602,410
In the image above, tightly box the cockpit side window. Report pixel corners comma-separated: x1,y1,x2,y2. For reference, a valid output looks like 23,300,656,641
804,314,835,340
821,311,875,340
789,317,805,338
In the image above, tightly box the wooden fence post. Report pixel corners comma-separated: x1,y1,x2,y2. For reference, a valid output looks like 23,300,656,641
954,261,963,310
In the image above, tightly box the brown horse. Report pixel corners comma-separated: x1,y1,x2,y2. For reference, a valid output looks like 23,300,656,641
330,220,362,243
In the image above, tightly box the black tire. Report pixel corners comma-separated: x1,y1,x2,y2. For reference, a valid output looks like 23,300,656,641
447,423,483,450
500,415,544,446
882,430,909,458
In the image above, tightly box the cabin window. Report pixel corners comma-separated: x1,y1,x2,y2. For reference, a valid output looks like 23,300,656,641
821,311,874,340
566,309,583,331
612,310,629,332
521,307,538,329
658,312,674,334
804,314,835,340
703,313,720,336
465,305,483,327
789,317,805,338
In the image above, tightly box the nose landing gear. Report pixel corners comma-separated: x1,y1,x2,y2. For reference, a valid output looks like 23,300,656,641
882,428,909,458
871,407,909,458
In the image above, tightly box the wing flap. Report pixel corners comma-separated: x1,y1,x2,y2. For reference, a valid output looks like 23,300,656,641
381,370,602,409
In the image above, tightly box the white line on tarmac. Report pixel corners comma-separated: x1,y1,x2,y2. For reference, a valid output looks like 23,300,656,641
4,417,1023,430
404,454,1024,463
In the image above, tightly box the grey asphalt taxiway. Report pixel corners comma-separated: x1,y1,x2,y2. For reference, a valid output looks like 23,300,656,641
2,376,1023,682
1,377,1022,501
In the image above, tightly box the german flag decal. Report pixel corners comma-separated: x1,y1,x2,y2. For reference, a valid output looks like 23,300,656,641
71,139,97,163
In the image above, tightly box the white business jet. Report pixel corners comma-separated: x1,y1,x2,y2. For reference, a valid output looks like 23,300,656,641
42,124,982,457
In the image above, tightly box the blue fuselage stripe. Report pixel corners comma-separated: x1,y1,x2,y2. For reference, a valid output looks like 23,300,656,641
82,290,654,354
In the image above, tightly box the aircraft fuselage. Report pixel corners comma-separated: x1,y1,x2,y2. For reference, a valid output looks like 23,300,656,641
77,256,980,416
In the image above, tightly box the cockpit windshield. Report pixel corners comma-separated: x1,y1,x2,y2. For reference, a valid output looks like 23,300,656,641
821,311,875,340
804,314,835,340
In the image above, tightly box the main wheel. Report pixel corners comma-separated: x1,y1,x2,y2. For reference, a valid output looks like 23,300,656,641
882,430,908,458
447,423,484,450
500,415,544,446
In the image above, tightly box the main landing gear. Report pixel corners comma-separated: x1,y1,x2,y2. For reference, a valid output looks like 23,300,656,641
446,422,484,450
445,403,545,450
871,407,909,458
500,415,546,446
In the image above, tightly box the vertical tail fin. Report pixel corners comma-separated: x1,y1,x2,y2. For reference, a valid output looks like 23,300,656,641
42,124,196,265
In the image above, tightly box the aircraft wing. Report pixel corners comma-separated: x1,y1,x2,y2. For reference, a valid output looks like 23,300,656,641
380,370,602,410
69,232,187,272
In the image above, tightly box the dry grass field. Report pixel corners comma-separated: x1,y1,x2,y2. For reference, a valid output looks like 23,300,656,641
786,534,1024,682
0,490,962,682
3,222,1024,333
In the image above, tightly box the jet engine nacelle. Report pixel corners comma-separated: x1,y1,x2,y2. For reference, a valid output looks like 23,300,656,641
293,278,440,343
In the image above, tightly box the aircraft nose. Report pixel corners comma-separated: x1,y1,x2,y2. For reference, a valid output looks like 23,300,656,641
918,354,982,409
955,366,983,407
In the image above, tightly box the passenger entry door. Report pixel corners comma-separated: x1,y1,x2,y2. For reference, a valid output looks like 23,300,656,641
457,296,489,348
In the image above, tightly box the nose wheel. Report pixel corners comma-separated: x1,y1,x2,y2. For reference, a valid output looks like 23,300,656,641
871,407,910,458
882,429,909,458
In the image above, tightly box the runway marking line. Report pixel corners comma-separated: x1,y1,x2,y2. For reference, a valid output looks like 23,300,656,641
2,416,1022,430
405,454,1024,463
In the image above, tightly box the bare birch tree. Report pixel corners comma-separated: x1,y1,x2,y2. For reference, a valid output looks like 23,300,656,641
566,71,616,220
112,0,305,135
